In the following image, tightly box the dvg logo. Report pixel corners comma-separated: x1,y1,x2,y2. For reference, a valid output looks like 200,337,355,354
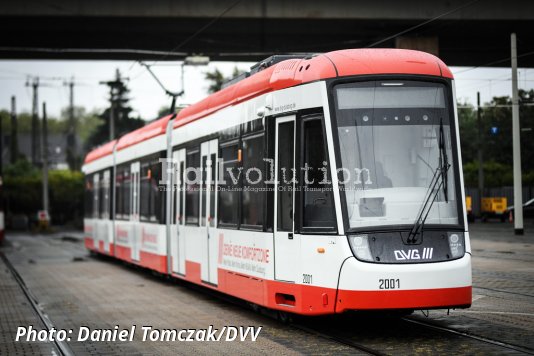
394,248,434,260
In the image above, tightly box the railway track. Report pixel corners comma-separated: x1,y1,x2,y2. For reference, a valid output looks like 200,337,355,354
402,316,534,355
290,313,534,355
4,230,534,355
0,252,74,356
474,285,534,299
97,252,534,355
289,321,387,356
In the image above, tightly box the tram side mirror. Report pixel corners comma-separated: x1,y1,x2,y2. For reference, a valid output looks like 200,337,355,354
256,107,265,118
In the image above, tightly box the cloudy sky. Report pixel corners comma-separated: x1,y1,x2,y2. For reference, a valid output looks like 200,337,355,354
0,59,533,121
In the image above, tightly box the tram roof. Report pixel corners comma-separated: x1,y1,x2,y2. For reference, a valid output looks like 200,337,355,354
84,48,452,164
114,114,173,151
84,139,117,164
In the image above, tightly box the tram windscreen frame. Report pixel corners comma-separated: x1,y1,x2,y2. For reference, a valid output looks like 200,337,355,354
332,80,461,230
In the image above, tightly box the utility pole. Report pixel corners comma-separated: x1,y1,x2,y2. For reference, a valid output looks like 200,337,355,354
100,69,128,141
10,96,18,164
0,99,2,176
26,77,41,165
477,92,484,218
511,33,523,235
42,102,49,219
110,93,115,141
0,99,3,236
64,77,77,170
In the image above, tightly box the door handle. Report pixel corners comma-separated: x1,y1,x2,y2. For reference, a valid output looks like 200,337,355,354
288,233,293,239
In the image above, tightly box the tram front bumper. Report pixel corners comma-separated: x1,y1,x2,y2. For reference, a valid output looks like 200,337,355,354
335,254,472,312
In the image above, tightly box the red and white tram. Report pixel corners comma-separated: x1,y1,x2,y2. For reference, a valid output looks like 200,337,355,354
83,49,472,315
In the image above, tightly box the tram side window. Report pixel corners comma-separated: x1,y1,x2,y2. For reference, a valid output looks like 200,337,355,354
140,157,163,223
140,163,150,220
93,175,99,219
185,148,200,225
153,159,163,222
241,134,264,229
175,161,185,224
123,169,131,218
115,169,123,219
115,166,131,220
99,172,110,220
301,118,336,231
218,142,240,227
84,175,94,218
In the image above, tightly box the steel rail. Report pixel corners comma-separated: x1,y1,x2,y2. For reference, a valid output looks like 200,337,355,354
0,252,74,356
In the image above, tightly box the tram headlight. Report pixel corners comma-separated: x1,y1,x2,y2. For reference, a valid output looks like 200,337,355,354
447,232,465,258
348,235,373,262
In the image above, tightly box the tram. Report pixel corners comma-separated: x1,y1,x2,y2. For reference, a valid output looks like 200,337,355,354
82,49,472,315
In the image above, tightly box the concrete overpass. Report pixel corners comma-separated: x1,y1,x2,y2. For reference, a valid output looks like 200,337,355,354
1,0,533,66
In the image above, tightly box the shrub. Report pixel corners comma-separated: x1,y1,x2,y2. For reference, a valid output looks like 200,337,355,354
4,161,84,225
463,160,532,187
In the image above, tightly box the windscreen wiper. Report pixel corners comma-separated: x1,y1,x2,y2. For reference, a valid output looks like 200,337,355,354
407,118,450,244
407,167,444,243
439,117,449,202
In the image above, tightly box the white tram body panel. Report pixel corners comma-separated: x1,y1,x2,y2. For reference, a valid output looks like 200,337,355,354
83,151,114,254
83,49,472,315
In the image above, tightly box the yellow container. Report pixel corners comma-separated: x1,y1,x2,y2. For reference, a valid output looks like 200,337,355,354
481,197,507,215
465,196,472,213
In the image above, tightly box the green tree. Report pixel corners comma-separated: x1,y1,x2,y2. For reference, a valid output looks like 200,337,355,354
60,106,104,169
157,105,172,118
204,66,246,93
1,111,51,133
204,68,225,93
478,89,534,171
460,88,534,187
76,109,103,144
3,160,84,225
4,158,39,178
157,105,186,118
86,69,144,149
457,102,477,164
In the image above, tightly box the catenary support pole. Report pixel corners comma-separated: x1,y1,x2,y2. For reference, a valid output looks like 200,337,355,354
29,77,40,165
477,92,484,218
10,96,18,164
511,33,523,235
65,77,77,170
42,102,49,216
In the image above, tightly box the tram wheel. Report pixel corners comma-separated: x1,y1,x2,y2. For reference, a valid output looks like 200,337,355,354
277,310,293,324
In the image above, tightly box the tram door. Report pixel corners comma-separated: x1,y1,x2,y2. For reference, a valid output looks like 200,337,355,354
172,149,186,275
92,173,100,246
101,169,111,253
274,115,299,282
200,139,218,285
130,161,141,261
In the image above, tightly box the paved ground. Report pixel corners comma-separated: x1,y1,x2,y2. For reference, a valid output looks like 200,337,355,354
1,221,533,355
0,256,57,355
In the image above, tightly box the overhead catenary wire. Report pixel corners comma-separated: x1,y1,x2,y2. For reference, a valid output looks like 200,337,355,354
149,0,242,66
453,50,534,75
365,0,481,48
458,103,534,108
127,1,242,92
0,46,187,58
124,1,243,113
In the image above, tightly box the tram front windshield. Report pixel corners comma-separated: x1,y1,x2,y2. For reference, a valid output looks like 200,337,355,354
333,80,459,229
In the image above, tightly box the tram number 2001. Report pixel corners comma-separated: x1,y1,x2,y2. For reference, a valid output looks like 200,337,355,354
379,278,400,290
